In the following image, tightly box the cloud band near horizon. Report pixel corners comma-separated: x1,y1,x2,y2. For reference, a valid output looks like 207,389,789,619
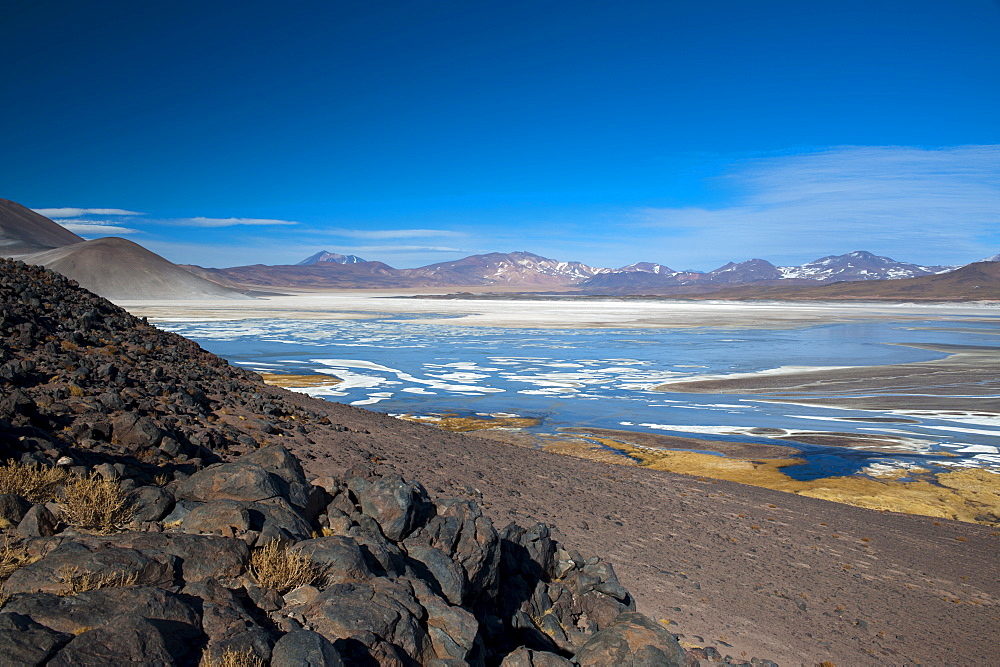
635,145,1000,267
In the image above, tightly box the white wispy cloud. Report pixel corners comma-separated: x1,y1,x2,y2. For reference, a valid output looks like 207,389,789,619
638,145,1000,267
179,217,300,227
34,207,143,218
321,228,464,240
58,221,141,235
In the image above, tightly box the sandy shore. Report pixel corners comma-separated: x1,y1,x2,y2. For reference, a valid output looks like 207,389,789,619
119,293,1000,329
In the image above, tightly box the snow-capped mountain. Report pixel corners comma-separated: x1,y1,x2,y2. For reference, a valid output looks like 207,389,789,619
406,251,609,286
703,258,783,284
578,251,960,294
298,250,367,265
777,251,953,281
618,262,677,275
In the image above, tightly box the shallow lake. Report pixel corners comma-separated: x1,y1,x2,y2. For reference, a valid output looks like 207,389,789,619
158,313,1000,479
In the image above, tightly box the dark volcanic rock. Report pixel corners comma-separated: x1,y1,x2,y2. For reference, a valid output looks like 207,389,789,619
295,579,431,662
177,461,283,503
47,614,196,666
129,484,175,523
358,474,430,542
573,612,688,666
0,612,72,665
111,412,164,450
0,493,31,526
182,499,252,536
271,629,345,667
500,646,574,666
4,542,176,594
69,532,250,583
290,536,373,584
3,586,201,636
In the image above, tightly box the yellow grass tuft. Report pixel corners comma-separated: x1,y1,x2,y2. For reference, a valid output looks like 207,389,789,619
199,648,266,667
250,541,326,593
60,474,134,533
0,460,70,503
54,565,139,595
0,538,34,581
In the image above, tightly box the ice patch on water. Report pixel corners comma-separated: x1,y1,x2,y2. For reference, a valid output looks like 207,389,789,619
956,445,1000,454
919,425,1000,437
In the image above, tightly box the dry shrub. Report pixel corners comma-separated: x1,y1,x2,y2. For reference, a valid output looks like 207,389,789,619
54,565,139,596
200,648,265,667
60,474,134,533
0,538,33,580
0,460,70,503
250,541,326,593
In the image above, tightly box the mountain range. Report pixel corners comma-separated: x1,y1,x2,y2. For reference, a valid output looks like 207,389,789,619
191,249,962,295
0,198,996,300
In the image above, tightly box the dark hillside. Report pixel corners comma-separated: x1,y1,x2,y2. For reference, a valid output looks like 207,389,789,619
0,257,693,665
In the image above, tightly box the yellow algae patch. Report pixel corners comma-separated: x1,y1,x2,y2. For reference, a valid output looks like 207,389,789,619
398,413,541,433
557,439,1000,526
260,373,341,388
541,436,644,466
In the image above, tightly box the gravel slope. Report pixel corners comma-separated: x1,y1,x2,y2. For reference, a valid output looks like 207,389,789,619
269,387,1000,665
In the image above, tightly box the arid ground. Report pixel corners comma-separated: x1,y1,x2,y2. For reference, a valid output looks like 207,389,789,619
125,295,1000,664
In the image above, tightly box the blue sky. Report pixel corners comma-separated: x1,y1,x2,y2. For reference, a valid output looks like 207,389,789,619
3,0,999,270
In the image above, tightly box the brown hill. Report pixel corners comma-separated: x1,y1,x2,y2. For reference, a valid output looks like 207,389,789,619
0,198,85,255
184,261,436,290
21,237,250,300
699,261,1000,301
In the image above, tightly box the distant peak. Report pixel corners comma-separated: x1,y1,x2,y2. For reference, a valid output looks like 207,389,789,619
298,250,367,265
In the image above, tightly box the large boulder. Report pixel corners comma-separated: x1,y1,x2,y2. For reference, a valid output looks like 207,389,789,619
289,536,373,584
406,544,467,606
405,498,500,604
239,445,314,511
47,614,198,666
111,412,164,450
358,475,430,542
572,612,687,667
421,594,481,662
271,629,344,667
3,586,201,636
0,612,72,665
181,499,252,536
500,646,574,666
295,579,431,663
176,461,283,503
69,532,250,583
4,541,176,594
129,485,175,523
0,493,31,526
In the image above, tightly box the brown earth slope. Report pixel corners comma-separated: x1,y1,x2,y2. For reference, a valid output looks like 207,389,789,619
274,395,1000,665
0,199,85,256
21,237,250,300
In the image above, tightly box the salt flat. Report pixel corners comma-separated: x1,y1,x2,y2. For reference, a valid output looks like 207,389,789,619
120,292,1000,329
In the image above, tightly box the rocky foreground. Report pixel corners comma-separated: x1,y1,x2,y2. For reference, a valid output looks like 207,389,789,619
0,259,709,664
